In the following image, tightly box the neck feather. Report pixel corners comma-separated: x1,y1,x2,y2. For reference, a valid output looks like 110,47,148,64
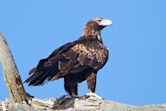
82,27,102,42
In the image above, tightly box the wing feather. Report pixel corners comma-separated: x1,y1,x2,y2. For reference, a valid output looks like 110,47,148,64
69,40,108,72
25,38,108,86
25,42,77,85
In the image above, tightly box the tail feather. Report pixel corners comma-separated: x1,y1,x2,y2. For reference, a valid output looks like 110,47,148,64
25,71,43,86
25,62,61,86
33,66,59,85
29,67,37,75
25,55,65,86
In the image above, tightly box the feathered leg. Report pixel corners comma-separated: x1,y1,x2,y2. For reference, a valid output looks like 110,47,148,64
86,72,96,92
86,72,102,99
64,77,78,98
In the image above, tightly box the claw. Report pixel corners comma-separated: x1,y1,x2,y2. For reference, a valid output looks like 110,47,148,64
60,95,80,99
85,92,102,99
71,95,80,98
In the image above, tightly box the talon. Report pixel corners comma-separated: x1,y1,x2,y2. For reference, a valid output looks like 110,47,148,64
72,95,80,98
61,95,71,99
85,92,102,99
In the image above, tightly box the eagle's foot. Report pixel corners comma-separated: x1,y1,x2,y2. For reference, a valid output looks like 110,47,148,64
84,92,102,99
62,95,80,99
71,95,80,98
61,95,71,99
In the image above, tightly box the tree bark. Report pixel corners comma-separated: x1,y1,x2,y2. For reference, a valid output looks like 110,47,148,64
0,33,31,103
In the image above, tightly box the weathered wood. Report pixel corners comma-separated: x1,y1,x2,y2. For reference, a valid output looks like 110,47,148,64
0,33,31,103
1,96,166,111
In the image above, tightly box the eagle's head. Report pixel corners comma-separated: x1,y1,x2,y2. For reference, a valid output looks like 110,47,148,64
82,17,112,41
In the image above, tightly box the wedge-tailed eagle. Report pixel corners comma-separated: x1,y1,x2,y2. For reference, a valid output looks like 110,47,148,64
25,17,112,98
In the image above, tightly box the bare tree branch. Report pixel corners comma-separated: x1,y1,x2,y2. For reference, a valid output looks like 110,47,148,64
0,33,31,103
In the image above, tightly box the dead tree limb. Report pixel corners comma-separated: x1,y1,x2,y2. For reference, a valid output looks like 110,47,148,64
0,33,31,103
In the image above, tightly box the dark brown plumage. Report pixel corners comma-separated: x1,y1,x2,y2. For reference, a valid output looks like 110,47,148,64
25,17,112,97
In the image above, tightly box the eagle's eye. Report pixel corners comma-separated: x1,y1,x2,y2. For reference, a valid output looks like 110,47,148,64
96,19,103,25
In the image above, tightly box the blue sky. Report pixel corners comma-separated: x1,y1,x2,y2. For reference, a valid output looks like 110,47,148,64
0,0,166,106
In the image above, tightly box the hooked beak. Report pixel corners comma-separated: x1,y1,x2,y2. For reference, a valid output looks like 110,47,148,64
99,19,112,26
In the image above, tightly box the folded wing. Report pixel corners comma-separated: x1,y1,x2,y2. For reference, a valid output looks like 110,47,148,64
25,39,108,86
